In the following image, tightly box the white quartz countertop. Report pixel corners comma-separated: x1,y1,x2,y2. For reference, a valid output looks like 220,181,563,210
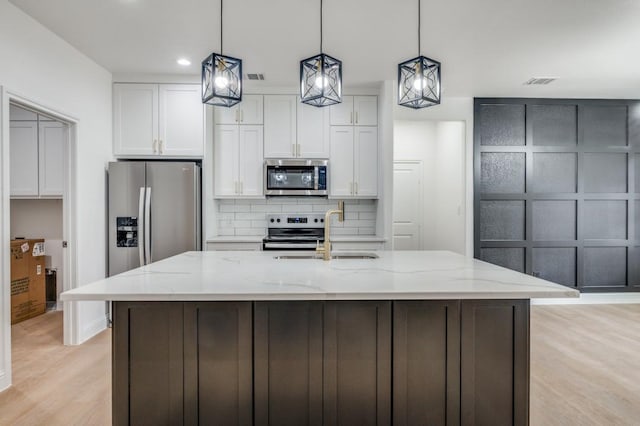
60,251,578,301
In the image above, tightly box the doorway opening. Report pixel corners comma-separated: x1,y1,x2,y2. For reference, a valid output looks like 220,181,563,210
392,120,466,253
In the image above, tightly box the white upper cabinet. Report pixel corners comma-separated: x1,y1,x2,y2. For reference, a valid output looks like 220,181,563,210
297,99,330,158
10,119,65,198
214,124,264,198
158,85,204,156
329,96,377,126
10,121,39,197
113,84,158,156
329,125,378,198
354,126,378,196
38,121,65,197
215,95,263,125
264,95,297,158
113,83,204,157
263,95,330,159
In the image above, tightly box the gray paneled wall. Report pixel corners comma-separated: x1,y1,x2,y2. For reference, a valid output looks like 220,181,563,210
474,98,640,292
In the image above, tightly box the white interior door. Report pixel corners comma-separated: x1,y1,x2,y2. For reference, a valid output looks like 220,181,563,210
393,161,422,250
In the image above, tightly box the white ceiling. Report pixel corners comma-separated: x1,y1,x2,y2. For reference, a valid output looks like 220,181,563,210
9,0,640,98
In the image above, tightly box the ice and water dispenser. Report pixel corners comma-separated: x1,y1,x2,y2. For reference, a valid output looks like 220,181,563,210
116,217,138,247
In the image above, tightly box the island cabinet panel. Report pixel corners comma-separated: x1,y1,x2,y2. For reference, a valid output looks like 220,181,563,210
323,301,392,425
184,302,253,426
393,301,461,426
113,302,184,426
460,300,530,426
254,302,323,426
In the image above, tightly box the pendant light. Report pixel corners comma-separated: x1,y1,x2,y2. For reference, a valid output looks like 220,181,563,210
202,0,242,107
300,0,342,107
398,0,441,109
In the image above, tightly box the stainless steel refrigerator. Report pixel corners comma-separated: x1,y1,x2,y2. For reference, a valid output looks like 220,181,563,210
108,161,201,276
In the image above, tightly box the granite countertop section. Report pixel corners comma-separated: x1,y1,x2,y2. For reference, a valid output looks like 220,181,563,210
61,251,578,302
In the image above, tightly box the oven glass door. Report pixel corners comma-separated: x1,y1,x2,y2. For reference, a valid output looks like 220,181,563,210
266,166,316,191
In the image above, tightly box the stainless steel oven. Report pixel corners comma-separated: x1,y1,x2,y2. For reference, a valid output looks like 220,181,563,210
265,159,328,196
263,214,325,250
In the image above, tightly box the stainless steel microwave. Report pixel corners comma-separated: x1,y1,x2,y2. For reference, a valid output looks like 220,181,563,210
264,159,328,196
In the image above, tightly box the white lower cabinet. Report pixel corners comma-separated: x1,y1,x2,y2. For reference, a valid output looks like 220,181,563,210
214,125,264,197
329,126,378,197
10,120,65,198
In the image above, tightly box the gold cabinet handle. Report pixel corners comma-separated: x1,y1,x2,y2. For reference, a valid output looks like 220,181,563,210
350,111,353,124
355,111,359,124
153,139,158,153
159,140,164,154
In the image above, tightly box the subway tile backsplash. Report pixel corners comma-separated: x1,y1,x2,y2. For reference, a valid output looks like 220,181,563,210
217,198,377,237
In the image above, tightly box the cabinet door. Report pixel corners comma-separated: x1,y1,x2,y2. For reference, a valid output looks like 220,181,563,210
239,94,264,124
393,301,460,426
264,95,297,158
38,121,65,197
297,99,330,158
254,302,323,426
184,302,253,426
113,84,158,156
238,125,264,196
9,121,39,197
329,127,354,196
214,125,240,197
158,84,204,157
324,301,391,425
354,95,378,126
214,103,240,125
354,126,378,197
460,300,530,426
329,95,354,125
113,302,184,426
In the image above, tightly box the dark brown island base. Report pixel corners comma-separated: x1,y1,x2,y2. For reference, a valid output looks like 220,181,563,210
112,299,529,426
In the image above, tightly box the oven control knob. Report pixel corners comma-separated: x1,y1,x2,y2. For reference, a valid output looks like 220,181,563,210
320,218,324,223
276,218,281,223
270,218,275,223
314,218,318,223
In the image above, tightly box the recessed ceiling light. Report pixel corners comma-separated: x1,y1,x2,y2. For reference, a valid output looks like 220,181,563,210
177,58,191,67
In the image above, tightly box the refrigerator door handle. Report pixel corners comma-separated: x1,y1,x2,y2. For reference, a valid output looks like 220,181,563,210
138,187,145,267
145,187,152,264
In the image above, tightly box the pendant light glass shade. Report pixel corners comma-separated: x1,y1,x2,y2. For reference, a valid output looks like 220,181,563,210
398,0,441,109
300,53,342,107
202,53,242,107
398,55,441,109
201,0,242,107
300,0,342,107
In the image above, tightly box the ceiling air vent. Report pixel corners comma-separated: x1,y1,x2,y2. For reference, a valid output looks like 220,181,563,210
524,77,556,85
246,73,265,81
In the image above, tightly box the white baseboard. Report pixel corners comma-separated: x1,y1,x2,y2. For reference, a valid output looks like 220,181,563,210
532,293,640,305
78,316,107,344
0,369,10,392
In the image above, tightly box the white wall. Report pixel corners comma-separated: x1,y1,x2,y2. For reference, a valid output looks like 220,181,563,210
0,0,113,391
10,199,62,239
394,121,466,254
391,92,474,255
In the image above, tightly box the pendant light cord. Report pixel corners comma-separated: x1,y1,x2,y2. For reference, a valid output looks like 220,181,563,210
417,0,421,55
220,0,224,55
320,0,323,53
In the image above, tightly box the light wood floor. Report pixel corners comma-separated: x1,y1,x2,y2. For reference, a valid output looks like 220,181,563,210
1,305,639,425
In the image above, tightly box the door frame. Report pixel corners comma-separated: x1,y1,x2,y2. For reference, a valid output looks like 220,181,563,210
392,160,424,250
0,87,79,390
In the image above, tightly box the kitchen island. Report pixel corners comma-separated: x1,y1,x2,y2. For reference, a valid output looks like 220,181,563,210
61,251,577,426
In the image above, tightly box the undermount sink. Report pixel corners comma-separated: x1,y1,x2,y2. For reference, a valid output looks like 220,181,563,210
273,252,379,260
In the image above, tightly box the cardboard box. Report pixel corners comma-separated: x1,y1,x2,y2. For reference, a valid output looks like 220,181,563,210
10,239,46,324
